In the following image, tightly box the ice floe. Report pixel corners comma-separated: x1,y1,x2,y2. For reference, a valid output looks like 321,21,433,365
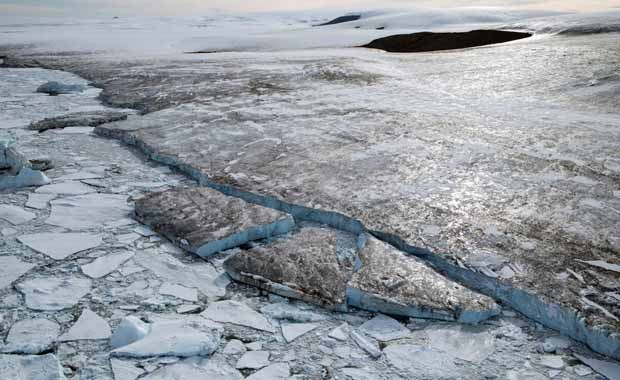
16,276,92,311
111,319,221,358
18,232,103,260
81,250,134,278
201,300,275,333
1,318,60,354
59,309,111,341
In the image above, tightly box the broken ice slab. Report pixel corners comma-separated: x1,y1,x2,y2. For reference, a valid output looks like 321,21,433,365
246,363,290,380
224,227,354,311
134,249,228,300
426,325,496,364
0,204,36,225
58,309,111,341
0,354,66,380
346,235,500,324
1,318,60,354
140,356,242,380
0,140,51,190
384,344,457,379
201,300,275,333
16,276,92,311
111,319,221,358
281,323,318,343
36,181,96,195
36,81,85,96
46,193,131,230
134,187,294,258
574,354,620,380
0,167,50,190
81,250,134,278
29,110,129,132
18,232,103,260
0,256,35,289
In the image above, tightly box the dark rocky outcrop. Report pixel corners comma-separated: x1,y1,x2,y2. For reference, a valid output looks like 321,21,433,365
29,111,130,132
315,15,361,27
362,30,532,53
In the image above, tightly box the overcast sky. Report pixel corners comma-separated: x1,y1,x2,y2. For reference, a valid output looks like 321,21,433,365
1,0,618,17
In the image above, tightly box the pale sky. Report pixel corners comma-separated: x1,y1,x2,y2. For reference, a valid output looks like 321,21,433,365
1,0,618,17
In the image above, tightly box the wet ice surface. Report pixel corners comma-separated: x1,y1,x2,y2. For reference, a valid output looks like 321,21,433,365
0,59,617,380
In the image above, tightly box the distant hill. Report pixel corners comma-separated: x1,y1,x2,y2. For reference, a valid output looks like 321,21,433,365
315,14,361,27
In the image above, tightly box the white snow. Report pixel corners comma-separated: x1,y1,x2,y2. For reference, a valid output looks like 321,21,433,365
111,319,221,358
46,193,131,230
25,193,56,210
109,316,150,349
1,318,60,354
281,323,317,343
0,256,35,290
159,282,198,302
358,314,410,341
18,232,103,260
201,300,275,333
0,204,36,225
16,276,92,311
59,309,111,341
235,350,270,369
81,250,134,278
